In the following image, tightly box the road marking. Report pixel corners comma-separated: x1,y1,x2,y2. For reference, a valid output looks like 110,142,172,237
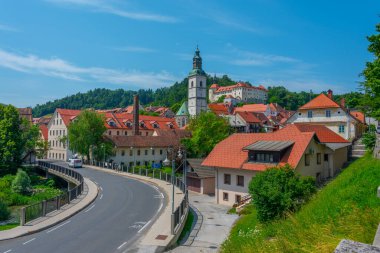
158,202,163,213
3,250,12,253
94,181,98,185
22,238,36,245
117,241,128,250
100,186,103,191
84,204,96,213
46,220,71,233
152,185,158,191
138,220,151,233
153,194,164,199
100,193,103,200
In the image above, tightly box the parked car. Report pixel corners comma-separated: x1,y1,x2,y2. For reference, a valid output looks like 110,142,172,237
68,158,82,168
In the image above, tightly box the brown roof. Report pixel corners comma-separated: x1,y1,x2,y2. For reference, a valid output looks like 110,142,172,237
187,158,215,178
293,124,350,143
57,109,81,126
236,111,261,123
208,103,230,116
202,124,315,171
153,129,192,139
350,111,365,124
106,135,181,148
299,93,340,110
18,108,33,122
234,104,268,113
39,125,48,140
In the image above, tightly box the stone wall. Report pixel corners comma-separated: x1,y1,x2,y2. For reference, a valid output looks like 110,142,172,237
374,133,380,159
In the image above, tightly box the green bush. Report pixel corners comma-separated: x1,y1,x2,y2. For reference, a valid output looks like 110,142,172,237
362,125,376,151
0,201,10,221
11,169,31,194
248,164,316,222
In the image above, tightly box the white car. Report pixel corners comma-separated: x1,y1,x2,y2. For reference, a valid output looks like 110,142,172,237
68,158,82,168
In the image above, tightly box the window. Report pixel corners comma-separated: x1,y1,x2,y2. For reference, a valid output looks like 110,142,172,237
125,131,128,135
109,131,111,135
235,195,241,204
145,150,148,155
121,150,125,156
307,110,313,118
60,119,62,125
160,149,163,155
129,149,133,156
250,152,275,163
146,132,149,136
325,110,331,117
305,154,310,166
224,174,231,185
200,81,203,87
339,125,345,133
237,175,244,187
137,150,141,156
223,192,229,201
191,81,194,88
152,149,155,155
317,153,321,164
298,112,301,116
324,154,329,162
117,131,119,136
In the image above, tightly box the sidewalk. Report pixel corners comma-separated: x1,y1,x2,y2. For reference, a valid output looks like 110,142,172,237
169,191,238,253
83,165,185,252
0,178,98,241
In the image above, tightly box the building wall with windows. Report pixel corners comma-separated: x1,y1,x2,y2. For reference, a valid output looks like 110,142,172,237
47,111,73,161
209,83,268,104
109,147,167,168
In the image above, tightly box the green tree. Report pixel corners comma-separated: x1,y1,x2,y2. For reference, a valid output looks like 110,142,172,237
0,104,23,174
182,111,230,158
11,169,31,194
249,164,316,222
362,125,376,151
68,110,106,159
361,23,380,120
20,120,40,163
92,140,115,162
35,139,50,159
216,95,226,103
0,201,10,221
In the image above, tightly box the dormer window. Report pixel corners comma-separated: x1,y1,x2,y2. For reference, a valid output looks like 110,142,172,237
140,121,145,128
124,120,132,128
244,141,294,164
150,121,159,128
108,121,116,127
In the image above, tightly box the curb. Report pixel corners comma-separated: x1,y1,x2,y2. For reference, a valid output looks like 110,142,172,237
0,178,98,241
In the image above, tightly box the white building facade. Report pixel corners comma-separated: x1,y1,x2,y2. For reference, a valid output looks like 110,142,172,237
209,83,268,104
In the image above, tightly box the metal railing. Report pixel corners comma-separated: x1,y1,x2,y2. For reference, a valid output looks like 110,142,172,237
84,160,189,235
20,161,84,225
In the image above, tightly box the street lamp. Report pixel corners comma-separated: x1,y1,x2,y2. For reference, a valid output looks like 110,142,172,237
163,149,176,213
178,147,187,191
130,146,135,168
101,143,105,165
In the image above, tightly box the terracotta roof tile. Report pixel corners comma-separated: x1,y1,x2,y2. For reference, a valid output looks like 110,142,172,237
236,111,261,123
234,104,268,113
56,109,81,127
350,111,365,124
39,125,48,140
299,93,340,110
293,124,350,143
208,103,229,115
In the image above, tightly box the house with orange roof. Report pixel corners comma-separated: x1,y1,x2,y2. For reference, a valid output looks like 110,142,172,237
209,82,268,104
47,108,81,161
202,124,350,206
287,90,366,141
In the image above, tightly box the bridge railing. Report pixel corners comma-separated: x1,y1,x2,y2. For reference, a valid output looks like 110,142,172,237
20,161,84,225
84,160,189,235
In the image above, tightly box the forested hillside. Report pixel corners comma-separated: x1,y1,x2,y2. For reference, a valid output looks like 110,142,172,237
32,74,363,117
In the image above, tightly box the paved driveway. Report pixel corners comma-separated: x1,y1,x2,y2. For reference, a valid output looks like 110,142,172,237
170,192,238,253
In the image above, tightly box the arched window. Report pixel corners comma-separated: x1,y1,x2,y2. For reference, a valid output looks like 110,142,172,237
191,81,194,88
182,118,186,127
200,81,203,87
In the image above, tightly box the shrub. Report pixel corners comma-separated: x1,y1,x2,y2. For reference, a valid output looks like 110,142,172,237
11,169,31,195
0,201,10,221
248,164,316,222
362,125,376,151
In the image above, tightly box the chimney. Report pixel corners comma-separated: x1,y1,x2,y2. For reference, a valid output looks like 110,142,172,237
133,95,140,136
327,89,333,99
340,98,345,108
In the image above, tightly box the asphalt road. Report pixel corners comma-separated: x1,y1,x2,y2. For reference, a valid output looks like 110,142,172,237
0,162,165,253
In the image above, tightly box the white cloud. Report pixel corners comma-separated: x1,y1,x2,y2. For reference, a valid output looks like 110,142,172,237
0,23,18,32
231,48,299,66
112,46,156,53
46,0,178,23
0,49,178,89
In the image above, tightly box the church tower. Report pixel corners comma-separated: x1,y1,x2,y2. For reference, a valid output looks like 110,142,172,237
188,46,207,117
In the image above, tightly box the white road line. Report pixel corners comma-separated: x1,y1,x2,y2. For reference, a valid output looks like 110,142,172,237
94,181,98,185
22,238,36,245
46,220,71,233
138,220,151,233
100,194,103,200
152,185,158,191
100,186,103,191
158,203,163,213
84,204,95,213
117,241,128,250
3,250,12,253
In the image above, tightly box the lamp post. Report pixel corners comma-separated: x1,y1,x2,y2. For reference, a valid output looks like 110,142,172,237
177,147,187,192
101,143,105,165
163,148,176,213
130,146,135,168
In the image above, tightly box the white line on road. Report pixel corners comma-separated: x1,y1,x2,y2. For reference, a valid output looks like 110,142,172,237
100,194,103,200
46,220,71,234
138,220,151,233
3,249,12,253
22,238,36,245
158,203,163,213
152,185,158,191
94,181,98,185
100,186,103,191
117,241,128,250
84,204,95,213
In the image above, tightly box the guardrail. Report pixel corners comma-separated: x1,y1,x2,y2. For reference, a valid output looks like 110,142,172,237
84,160,189,235
20,161,84,225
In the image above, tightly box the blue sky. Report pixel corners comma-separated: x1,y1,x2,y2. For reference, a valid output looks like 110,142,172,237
0,0,379,107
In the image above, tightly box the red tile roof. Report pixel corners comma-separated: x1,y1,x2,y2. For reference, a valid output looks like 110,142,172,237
299,93,340,110
350,111,365,124
208,103,230,116
235,104,268,113
293,124,350,143
56,109,81,127
202,124,315,171
39,125,48,140
236,111,261,123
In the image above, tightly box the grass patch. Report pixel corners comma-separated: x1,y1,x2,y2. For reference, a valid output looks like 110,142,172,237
222,154,380,253
228,207,237,214
0,223,18,231
177,209,195,244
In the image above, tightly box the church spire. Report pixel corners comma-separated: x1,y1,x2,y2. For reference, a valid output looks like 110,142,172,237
192,46,202,70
